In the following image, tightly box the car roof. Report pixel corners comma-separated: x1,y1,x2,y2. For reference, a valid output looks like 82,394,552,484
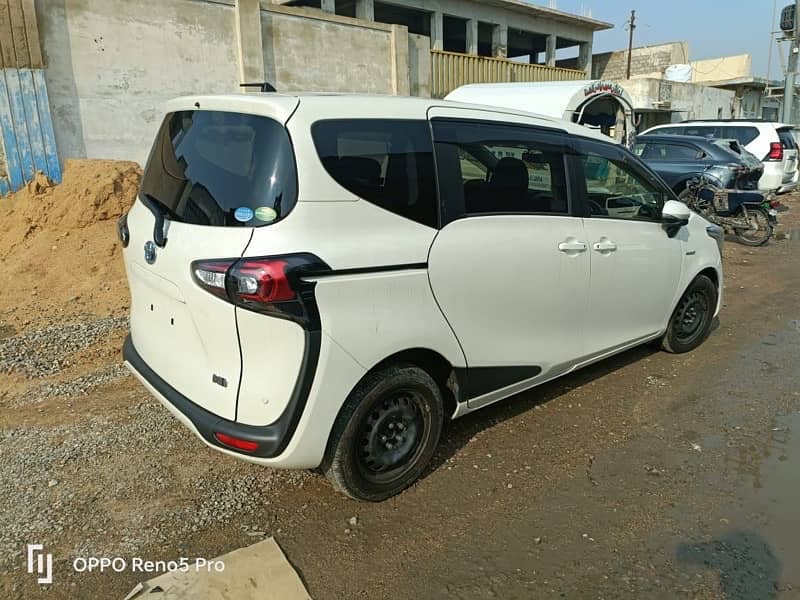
657,120,790,130
637,133,713,144
164,92,613,144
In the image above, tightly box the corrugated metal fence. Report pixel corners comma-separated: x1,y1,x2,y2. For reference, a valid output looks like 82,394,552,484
0,0,60,195
431,49,585,99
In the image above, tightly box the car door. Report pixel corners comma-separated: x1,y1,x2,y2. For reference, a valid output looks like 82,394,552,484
426,112,590,406
570,138,684,359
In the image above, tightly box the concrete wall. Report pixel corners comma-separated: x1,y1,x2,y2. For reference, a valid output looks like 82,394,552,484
592,41,688,80
261,5,406,94
691,54,751,83
408,33,431,97
621,78,735,123
37,0,240,165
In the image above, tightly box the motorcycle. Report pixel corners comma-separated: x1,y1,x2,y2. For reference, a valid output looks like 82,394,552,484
681,173,778,247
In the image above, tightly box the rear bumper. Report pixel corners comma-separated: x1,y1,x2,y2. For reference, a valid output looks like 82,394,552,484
123,333,318,459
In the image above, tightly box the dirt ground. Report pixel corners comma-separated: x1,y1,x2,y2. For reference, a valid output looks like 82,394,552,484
1,165,800,599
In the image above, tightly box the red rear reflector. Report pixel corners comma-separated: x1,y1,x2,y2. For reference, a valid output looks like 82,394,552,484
214,432,259,453
770,200,780,208
768,142,783,161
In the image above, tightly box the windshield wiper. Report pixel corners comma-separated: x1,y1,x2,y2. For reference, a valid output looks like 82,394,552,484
140,193,169,248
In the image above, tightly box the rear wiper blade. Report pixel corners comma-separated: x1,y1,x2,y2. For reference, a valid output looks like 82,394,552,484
140,193,169,248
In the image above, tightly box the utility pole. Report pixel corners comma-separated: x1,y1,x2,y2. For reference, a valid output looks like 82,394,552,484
625,10,636,79
783,0,800,123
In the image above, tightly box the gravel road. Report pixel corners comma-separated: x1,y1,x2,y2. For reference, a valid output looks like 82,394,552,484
1,197,799,599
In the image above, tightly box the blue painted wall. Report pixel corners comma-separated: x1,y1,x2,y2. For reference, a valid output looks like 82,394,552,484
0,67,61,195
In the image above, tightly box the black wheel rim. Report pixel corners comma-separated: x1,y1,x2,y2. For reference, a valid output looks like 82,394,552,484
356,389,427,484
673,290,710,344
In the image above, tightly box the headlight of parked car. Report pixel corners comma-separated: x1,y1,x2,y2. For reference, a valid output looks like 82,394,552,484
706,224,724,254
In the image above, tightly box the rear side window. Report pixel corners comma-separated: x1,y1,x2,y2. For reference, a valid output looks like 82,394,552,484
141,111,297,227
432,119,569,221
721,126,759,146
312,119,438,228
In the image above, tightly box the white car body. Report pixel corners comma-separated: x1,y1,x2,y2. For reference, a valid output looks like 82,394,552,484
122,94,723,479
641,120,797,193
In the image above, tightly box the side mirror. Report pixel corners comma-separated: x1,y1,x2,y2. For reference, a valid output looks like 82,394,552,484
661,199,690,237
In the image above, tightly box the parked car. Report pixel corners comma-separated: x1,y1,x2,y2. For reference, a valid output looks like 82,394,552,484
121,94,724,501
633,134,763,198
641,120,797,193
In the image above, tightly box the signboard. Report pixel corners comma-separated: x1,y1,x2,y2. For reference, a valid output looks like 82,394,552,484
781,4,795,33
583,81,626,98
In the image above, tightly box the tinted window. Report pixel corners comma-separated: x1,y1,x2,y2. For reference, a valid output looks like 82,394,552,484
778,129,796,149
312,119,438,228
140,111,297,227
681,126,718,138
721,126,759,146
644,142,702,161
432,120,569,220
578,147,664,222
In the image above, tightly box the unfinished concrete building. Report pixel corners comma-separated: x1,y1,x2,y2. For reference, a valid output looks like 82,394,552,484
275,0,611,96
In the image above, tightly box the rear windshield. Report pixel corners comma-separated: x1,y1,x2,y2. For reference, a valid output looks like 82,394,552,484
778,129,797,149
140,110,297,227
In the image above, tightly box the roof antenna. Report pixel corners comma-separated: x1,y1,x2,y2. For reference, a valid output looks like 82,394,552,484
240,82,277,93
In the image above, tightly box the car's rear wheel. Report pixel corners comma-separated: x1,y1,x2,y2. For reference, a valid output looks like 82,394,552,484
661,274,717,353
322,364,444,502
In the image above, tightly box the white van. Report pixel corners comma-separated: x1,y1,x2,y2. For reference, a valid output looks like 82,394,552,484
121,94,723,501
642,120,798,193
446,80,637,146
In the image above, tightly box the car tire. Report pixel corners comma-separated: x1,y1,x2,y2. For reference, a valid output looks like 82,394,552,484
322,363,444,502
661,274,717,354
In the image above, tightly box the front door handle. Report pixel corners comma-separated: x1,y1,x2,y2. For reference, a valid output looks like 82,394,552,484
558,240,588,252
593,239,617,252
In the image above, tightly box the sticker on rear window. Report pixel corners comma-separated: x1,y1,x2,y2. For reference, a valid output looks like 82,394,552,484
254,206,278,223
234,206,254,222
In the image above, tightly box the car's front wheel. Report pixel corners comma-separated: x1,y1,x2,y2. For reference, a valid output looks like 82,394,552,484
322,364,444,502
661,274,717,353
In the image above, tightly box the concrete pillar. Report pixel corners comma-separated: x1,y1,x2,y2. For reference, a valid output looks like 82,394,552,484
578,41,592,77
491,24,507,58
430,11,443,51
466,19,478,55
235,0,265,89
356,0,374,21
390,24,410,96
545,33,556,67
320,0,335,13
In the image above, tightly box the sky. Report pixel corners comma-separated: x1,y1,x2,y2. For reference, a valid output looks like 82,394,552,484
533,0,786,80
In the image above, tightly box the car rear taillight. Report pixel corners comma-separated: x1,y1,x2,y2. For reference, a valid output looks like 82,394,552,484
214,432,259,453
767,142,783,161
191,254,329,325
193,260,234,300
117,213,130,248
229,259,295,304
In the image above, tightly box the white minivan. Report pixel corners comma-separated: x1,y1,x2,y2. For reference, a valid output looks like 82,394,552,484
121,94,723,501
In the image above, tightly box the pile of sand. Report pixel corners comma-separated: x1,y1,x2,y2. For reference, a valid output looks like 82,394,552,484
0,160,142,325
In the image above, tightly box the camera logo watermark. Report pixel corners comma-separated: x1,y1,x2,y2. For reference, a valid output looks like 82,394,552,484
27,544,53,585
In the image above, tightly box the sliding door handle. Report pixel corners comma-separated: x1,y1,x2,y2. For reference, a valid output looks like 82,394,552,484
558,240,588,252
592,240,617,252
